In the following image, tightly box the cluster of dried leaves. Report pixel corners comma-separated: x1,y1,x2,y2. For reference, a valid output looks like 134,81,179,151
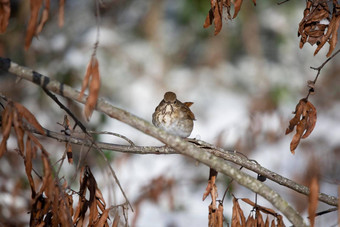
0,0,65,49
0,100,45,158
285,98,317,154
232,197,285,227
201,168,286,227
73,166,113,226
25,0,65,50
79,56,101,121
0,100,121,226
202,169,223,227
204,0,256,35
132,176,175,227
298,0,340,57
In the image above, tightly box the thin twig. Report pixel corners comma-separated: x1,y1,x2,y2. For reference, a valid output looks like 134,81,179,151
89,130,135,146
313,207,338,217
42,86,134,211
306,48,340,99
277,0,290,5
92,0,101,58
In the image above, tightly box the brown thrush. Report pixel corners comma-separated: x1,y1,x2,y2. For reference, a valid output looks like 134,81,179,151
152,91,195,138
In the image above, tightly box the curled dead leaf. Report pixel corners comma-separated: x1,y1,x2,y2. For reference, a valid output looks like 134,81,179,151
25,0,44,50
14,102,45,135
298,0,340,56
79,57,101,121
0,106,12,157
246,213,255,227
302,101,317,139
233,0,243,19
203,0,224,35
231,197,246,227
36,0,50,35
217,203,224,227
286,99,317,153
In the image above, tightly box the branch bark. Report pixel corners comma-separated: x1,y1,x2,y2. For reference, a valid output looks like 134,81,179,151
1,57,331,226
25,124,338,207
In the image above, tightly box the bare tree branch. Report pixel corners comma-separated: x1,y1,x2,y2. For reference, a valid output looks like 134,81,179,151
306,48,340,99
24,124,338,207
2,57,332,226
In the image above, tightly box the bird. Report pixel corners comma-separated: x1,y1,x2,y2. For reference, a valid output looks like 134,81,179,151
152,91,195,138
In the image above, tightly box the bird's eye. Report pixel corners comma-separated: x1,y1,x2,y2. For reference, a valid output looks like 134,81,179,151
174,100,177,104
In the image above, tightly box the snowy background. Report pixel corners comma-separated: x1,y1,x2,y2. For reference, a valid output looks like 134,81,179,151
0,0,339,226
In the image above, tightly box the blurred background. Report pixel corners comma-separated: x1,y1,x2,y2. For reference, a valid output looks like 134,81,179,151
0,0,339,226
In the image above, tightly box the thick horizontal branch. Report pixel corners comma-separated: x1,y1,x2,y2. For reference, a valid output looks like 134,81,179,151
28,125,338,207
0,57,316,226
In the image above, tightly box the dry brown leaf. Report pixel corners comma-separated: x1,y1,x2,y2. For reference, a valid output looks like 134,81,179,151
52,186,60,226
66,143,73,164
89,177,99,225
277,215,284,227
36,0,50,34
285,99,305,135
298,0,340,56
209,203,217,227
58,0,65,27
217,203,224,227
204,9,214,28
308,177,319,227
0,0,10,33
313,0,340,56
256,209,265,227
112,211,120,227
79,58,93,100
231,197,246,227
25,0,43,50
246,213,255,227
39,152,53,198
213,0,223,35
96,188,106,212
79,57,101,121
13,109,25,154
264,216,269,227
290,117,306,154
286,99,317,153
233,0,243,19
0,106,12,157
202,178,217,202
94,208,110,227
14,102,45,135
25,136,36,198
240,198,277,216
270,219,275,227
204,0,223,35
85,57,100,121
302,101,317,138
